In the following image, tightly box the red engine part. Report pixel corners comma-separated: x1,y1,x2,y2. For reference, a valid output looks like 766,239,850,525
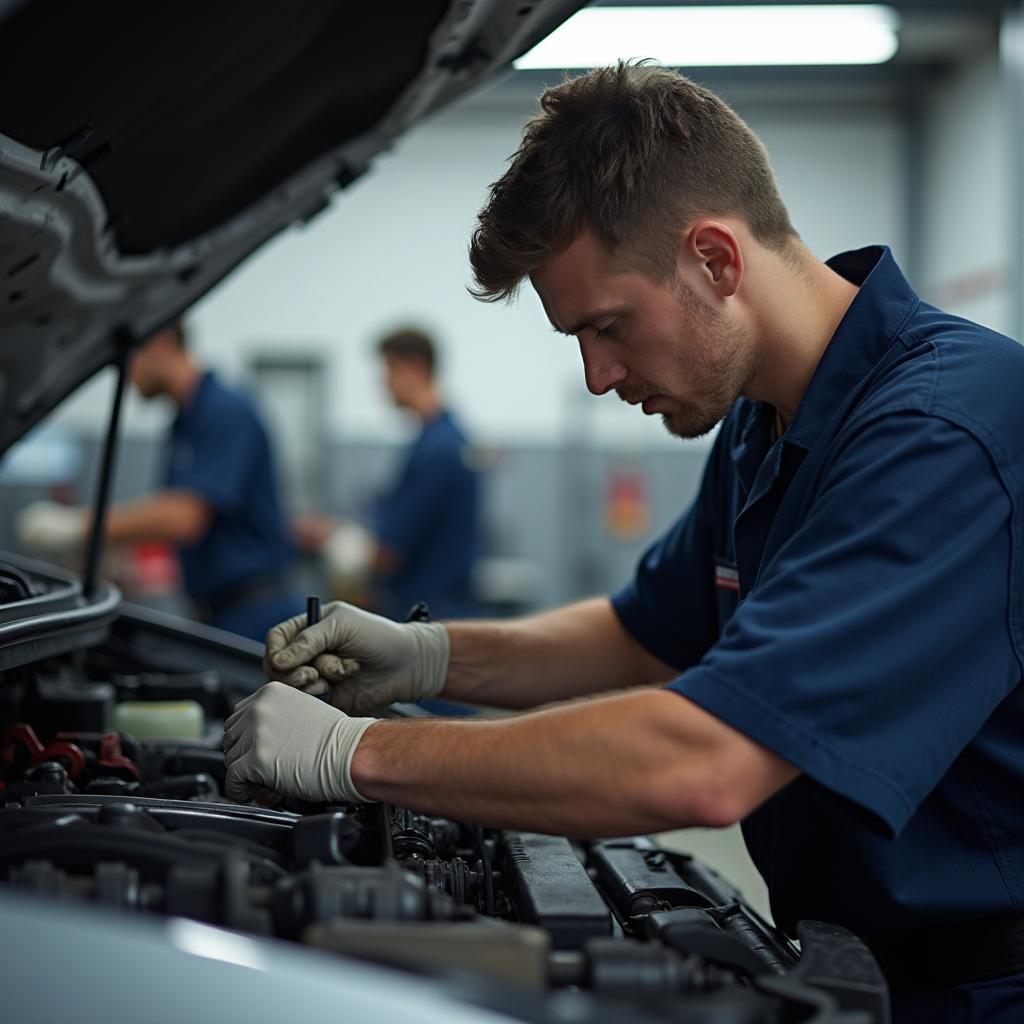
2,723,87,781
56,731,141,782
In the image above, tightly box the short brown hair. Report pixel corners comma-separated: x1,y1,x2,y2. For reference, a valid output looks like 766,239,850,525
377,327,437,376
469,62,798,302
146,321,188,349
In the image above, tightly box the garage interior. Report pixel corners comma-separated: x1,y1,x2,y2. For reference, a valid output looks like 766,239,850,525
1,1,1022,1019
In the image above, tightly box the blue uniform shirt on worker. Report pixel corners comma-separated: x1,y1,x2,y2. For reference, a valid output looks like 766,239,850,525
165,370,300,641
612,247,1024,945
372,409,480,621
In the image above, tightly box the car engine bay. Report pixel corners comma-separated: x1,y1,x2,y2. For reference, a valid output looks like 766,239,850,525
0,579,889,1024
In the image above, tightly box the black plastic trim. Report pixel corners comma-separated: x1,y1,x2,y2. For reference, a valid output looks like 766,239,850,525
0,552,120,671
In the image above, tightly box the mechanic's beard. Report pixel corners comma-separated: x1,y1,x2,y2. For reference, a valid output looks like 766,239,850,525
660,284,754,440
614,285,754,438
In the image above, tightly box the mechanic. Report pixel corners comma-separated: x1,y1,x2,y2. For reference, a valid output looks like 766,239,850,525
296,327,481,621
223,64,1024,1020
20,323,301,641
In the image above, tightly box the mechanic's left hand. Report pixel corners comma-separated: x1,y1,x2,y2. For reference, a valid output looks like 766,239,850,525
222,681,378,806
15,500,88,556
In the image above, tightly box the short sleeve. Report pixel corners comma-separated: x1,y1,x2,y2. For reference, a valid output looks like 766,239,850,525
167,405,260,515
671,411,1016,837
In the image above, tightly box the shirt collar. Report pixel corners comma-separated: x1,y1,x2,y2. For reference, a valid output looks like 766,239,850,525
785,245,920,450
730,398,775,494
174,369,215,430
419,407,450,434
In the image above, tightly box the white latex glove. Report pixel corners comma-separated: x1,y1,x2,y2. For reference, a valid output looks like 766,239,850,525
222,680,377,806
263,601,449,716
16,500,87,555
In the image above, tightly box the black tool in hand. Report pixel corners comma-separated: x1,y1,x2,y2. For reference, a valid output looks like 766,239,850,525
405,601,430,623
305,595,329,705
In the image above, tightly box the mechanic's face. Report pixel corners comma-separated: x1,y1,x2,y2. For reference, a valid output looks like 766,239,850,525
129,330,176,399
382,354,425,410
531,231,755,439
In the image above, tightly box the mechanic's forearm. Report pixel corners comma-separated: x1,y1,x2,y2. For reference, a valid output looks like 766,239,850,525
350,688,757,836
440,598,674,709
102,491,211,545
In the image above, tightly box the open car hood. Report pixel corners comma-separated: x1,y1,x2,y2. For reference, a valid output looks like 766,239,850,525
0,0,584,454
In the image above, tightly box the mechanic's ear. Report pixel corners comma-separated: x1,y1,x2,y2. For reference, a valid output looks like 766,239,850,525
687,221,743,300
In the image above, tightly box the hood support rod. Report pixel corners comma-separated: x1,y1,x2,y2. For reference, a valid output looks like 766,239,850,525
83,330,131,599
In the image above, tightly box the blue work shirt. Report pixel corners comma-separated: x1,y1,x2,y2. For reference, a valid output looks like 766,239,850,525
372,409,480,620
165,371,299,641
612,247,1024,942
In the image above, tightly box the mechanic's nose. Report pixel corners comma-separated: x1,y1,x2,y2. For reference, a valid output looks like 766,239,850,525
578,336,627,396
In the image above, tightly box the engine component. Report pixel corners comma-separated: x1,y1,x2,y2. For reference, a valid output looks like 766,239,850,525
570,937,734,996
23,677,115,735
711,903,793,975
10,858,160,911
645,907,782,979
502,832,612,950
389,805,460,860
291,811,364,868
401,855,485,907
136,744,227,789
783,921,890,1023
2,761,75,804
164,848,272,933
272,861,463,938
10,848,273,934
112,699,204,741
0,803,286,885
0,794,366,866
3,723,88,782
56,730,140,781
590,837,715,925
109,670,228,718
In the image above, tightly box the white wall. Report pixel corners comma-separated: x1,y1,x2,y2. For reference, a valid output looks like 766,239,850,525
753,105,908,263
918,50,1015,335
50,80,909,449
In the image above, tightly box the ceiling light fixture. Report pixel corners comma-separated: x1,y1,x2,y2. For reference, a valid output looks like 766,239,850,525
514,5,900,70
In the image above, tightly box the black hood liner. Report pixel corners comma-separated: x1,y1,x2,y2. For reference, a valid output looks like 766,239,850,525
0,0,586,457
0,0,449,254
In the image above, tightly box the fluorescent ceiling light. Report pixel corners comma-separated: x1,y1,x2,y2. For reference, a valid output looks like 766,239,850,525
514,5,900,69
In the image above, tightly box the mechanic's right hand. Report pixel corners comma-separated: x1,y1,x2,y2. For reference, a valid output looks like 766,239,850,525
263,601,450,715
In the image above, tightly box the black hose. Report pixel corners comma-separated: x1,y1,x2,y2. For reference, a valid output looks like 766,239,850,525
0,564,34,601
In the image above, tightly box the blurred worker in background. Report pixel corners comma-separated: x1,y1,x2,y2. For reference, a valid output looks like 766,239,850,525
226,63,1024,1021
296,327,481,621
18,323,301,641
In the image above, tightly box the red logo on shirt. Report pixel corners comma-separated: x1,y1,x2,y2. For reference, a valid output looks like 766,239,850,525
715,562,740,592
